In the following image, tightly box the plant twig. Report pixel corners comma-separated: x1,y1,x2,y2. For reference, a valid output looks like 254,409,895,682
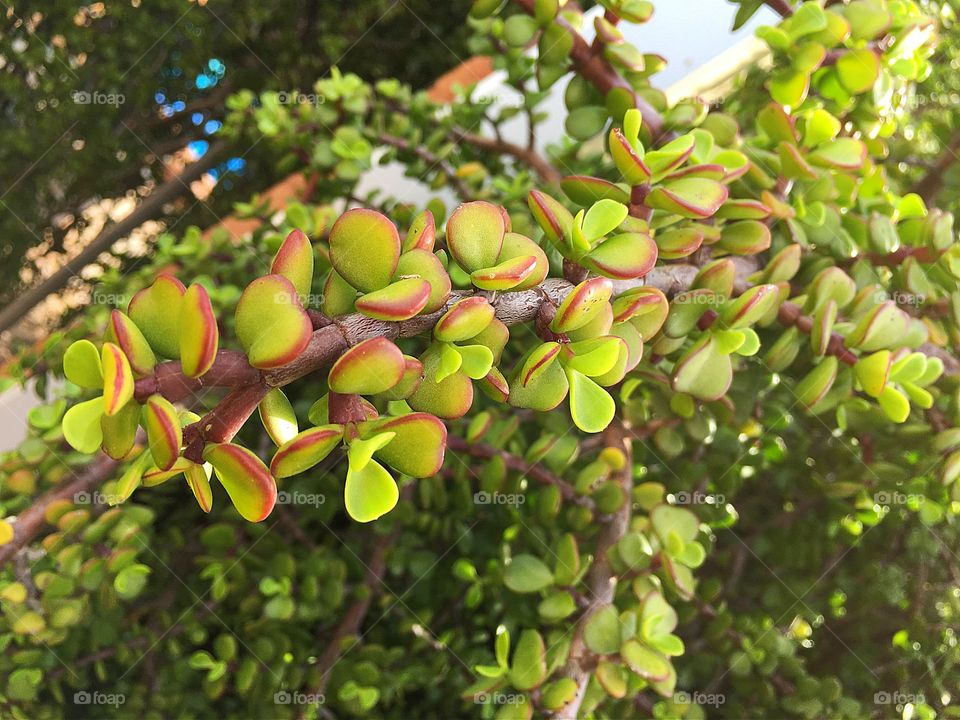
0,453,120,566
379,132,473,200
910,132,960,203
298,497,408,718
446,436,592,508
554,421,633,719
764,0,795,17
450,128,562,185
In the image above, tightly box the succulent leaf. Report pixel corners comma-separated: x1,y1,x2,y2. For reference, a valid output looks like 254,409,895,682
355,278,432,321
270,425,344,478
344,458,398,523
143,394,182,471
258,388,299,446
328,337,405,395
178,284,219,379
203,443,278,522
435,297,495,343
271,229,314,301
101,342,135,417
107,310,156,376
127,275,186,359
235,274,312,369
63,397,106,454
445,201,506,272
63,340,103,389
329,208,401,292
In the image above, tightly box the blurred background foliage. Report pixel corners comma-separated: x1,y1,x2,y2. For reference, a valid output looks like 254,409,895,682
0,0,474,304
2,0,960,718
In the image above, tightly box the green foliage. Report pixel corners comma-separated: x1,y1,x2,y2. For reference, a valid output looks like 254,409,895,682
2,1,960,719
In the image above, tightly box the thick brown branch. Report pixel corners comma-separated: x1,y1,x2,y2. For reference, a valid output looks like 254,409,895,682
446,436,592,508
134,350,261,403
182,383,270,461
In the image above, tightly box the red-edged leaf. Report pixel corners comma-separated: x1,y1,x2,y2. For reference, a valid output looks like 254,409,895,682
143,394,182,471
107,310,156,376
328,337,405,395
394,249,451,313
561,175,631,205
204,443,278,522
646,178,728,218
609,127,651,184
582,233,658,280
235,274,312,369
528,190,574,248
271,228,314,300
270,424,344,478
355,278,432,320
434,297,495,343
179,284,219,378
551,278,614,334
329,208,400,292
498,232,549,290
101,342,134,417
471,255,538,291
404,209,436,252
364,413,447,478
127,275,186,359
185,462,213,513
446,201,505,272
521,342,562,387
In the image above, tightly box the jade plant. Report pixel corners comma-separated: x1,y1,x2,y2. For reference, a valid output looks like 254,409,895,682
2,1,960,718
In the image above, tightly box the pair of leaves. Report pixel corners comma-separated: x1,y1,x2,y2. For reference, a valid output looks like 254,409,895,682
129,276,219,377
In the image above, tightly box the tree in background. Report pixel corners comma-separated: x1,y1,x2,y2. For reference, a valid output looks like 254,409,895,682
0,0,474,307
1,1,959,719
